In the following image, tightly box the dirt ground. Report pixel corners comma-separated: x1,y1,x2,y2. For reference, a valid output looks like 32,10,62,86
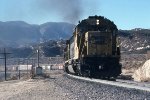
0,70,64,100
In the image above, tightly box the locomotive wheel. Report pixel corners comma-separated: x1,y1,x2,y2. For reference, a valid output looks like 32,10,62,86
76,64,80,76
64,64,69,74
76,64,90,77
82,70,90,77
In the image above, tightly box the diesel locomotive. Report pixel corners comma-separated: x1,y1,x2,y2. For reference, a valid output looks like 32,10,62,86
64,16,121,79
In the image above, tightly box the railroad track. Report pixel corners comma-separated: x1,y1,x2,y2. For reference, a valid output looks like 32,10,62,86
66,73,150,92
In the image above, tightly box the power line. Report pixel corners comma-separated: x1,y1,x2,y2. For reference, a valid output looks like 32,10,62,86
0,48,12,81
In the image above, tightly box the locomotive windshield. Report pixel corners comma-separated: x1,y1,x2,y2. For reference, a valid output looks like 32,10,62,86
89,36,106,44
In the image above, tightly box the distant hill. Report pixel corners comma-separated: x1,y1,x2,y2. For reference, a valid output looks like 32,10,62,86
0,21,74,47
0,21,41,47
40,22,75,40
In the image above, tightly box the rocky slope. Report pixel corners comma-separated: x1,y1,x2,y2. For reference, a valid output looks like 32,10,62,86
119,28,150,54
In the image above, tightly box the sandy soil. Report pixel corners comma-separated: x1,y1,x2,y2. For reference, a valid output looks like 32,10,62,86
0,70,66,100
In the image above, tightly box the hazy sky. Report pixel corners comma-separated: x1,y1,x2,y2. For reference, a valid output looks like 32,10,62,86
0,0,150,29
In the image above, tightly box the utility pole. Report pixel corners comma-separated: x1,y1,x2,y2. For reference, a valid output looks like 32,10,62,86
18,59,21,80
0,48,11,81
27,59,29,78
37,49,40,67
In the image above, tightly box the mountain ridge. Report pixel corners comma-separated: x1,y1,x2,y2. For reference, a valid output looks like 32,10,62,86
0,21,75,47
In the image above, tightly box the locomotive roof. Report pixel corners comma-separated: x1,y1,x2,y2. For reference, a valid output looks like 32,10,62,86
77,15,118,32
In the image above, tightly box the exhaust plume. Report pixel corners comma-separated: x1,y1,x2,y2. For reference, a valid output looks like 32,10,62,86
37,0,83,24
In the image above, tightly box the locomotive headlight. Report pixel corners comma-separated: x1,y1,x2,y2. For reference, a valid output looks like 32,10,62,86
99,65,103,69
96,19,99,25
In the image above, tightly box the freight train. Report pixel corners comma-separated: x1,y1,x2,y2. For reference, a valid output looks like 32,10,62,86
64,16,122,79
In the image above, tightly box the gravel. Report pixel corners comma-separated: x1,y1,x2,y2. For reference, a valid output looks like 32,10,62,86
0,70,150,100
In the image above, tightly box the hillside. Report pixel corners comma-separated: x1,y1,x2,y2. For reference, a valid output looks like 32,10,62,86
0,21,74,47
119,28,150,54
40,22,74,40
0,21,41,47
4,40,66,58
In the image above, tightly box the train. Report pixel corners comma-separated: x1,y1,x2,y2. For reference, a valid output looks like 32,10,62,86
64,15,122,79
